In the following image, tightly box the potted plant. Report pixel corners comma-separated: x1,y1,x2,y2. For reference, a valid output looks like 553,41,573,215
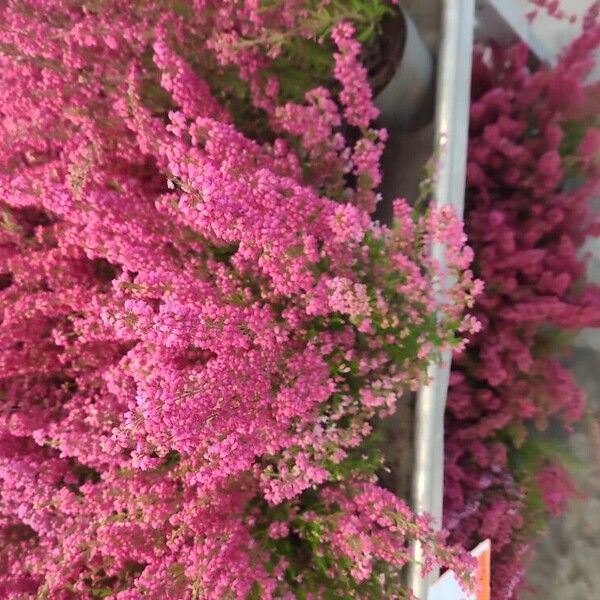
0,1,475,598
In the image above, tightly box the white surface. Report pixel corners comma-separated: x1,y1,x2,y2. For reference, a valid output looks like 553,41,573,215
476,0,554,63
520,0,597,48
519,0,600,77
429,571,470,600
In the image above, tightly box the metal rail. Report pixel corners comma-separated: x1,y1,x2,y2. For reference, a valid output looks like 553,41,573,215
407,2,475,597
407,0,551,597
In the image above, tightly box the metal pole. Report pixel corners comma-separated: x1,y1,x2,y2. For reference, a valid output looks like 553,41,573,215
408,1,475,597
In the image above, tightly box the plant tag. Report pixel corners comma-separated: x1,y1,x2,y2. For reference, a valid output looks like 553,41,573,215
428,539,491,600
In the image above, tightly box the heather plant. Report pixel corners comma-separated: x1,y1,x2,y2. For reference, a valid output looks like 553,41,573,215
208,0,398,103
0,1,478,598
444,12,600,599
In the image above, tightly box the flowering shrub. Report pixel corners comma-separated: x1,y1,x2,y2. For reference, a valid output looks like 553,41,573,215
444,14,600,600
0,1,478,597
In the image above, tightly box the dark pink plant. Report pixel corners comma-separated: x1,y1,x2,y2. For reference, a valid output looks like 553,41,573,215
444,12,600,599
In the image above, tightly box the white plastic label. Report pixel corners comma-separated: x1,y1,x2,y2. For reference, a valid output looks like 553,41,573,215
428,539,491,600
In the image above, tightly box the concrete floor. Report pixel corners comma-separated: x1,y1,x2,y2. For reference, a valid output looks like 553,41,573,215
522,345,600,599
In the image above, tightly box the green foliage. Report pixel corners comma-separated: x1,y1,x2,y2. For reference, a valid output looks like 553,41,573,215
245,430,407,598
499,429,583,534
325,434,386,481
561,120,592,159
237,0,397,104
533,326,579,357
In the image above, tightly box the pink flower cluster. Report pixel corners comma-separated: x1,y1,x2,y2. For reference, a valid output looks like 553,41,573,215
0,2,477,597
444,14,600,600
